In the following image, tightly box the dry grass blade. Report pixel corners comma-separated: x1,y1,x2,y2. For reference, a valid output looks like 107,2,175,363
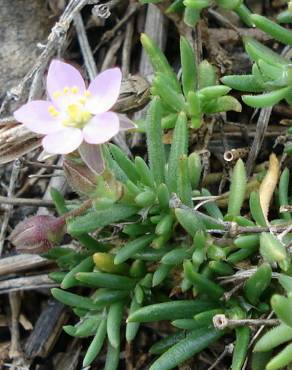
259,153,280,223
0,254,51,276
0,274,57,294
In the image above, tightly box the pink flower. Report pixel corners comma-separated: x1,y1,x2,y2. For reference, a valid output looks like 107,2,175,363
14,60,135,155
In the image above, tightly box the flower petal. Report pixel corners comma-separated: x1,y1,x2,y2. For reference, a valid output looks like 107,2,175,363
78,142,105,175
86,68,122,114
47,60,86,104
42,127,83,154
118,114,137,131
83,112,120,144
14,101,62,134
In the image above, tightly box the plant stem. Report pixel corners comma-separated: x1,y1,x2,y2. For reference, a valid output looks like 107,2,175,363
63,199,93,219
213,314,280,330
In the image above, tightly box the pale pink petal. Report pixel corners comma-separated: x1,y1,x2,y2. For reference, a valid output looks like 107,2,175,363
86,68,122,114
47,60,86,104
118,114,137,131
42,127,83,154
79,142,105,175
14,101,62,134
83,112,120,144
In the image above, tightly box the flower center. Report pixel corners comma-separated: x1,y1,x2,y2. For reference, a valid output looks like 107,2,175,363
65,103,92,126
48,86,92,128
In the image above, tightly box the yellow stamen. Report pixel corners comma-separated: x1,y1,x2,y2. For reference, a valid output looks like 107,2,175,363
81,111,92,122
71,86,79,94
48,105,59,117
79,97,86,104
67,104,80,121
66,104,91,125
53,91,62,100
63,87,69,94
85,90,91,97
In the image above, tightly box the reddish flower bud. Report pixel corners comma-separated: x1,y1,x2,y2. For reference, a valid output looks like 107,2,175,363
9,215,66,254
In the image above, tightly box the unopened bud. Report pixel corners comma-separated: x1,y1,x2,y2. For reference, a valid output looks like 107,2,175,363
9,215,66,254
63,157,98,196
93,253,129,275
64,157,123,207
